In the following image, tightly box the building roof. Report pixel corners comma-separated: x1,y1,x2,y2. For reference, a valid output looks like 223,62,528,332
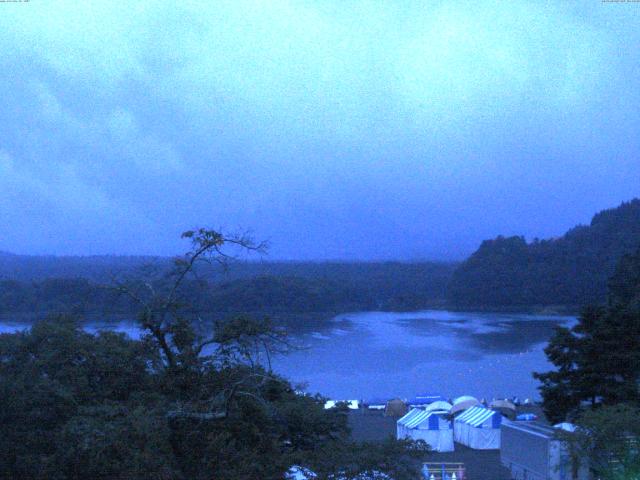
501,420,558,438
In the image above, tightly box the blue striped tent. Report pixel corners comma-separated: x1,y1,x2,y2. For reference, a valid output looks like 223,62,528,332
454,406,501,449
397,408,454,452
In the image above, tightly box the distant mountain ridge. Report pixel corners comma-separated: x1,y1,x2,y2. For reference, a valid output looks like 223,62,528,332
0,258,456,318
447,199,640,309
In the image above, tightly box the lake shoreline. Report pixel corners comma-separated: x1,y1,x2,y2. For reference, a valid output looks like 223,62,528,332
0,310,574,400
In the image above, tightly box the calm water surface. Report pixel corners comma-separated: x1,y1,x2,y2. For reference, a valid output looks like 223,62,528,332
0,310,574,401
272,310,574,401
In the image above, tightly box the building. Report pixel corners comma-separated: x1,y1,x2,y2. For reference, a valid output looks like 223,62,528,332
500,421,589,480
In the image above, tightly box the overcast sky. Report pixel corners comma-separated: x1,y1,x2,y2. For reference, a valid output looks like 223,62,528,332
0,1,638,260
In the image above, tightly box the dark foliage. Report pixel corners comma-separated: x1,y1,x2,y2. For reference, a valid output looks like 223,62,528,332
448,199,640,308
534,246,640,423
0,229,428,479
0,263,456,319
564,404,640,480
0,317,427,479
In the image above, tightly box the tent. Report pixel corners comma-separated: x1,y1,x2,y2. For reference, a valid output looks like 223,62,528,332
451,395,480,415
490,399,517,419
453,395,478,404
397,408,454,452
425,400,453,414
324,400,359,410
454,406,502,449
384,398,408,417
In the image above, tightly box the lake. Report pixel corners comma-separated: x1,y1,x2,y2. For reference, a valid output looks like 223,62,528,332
0,310,574,402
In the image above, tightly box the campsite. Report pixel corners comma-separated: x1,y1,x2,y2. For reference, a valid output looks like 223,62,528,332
341,395,570,480
1,2,639,479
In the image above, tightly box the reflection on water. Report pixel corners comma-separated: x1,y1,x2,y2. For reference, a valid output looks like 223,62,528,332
0,310,574,401
272,310,574,401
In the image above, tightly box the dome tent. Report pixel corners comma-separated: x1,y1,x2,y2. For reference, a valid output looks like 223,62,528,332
425,401,453,414
490,399,517,419
451,395,480,415
453,395,478,403
384,398,408,417
397,408,454,452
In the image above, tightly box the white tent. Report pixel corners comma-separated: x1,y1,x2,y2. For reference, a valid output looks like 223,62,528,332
451,395,480,415
425,400,453,414
454,406,501,449
397,408,454,452
453,395,478,404
324,400,359,410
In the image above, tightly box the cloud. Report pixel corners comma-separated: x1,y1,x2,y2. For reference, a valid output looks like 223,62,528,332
0,1,638,258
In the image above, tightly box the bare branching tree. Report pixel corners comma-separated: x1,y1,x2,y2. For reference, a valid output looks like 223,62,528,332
112,228,298,420
113,228,267,370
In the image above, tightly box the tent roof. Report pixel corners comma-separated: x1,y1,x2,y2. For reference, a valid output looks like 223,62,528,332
398,408,445,429
451,398,480,414
455,406,499,427
324,400,359,410
503,420,557,438
490,399,516,410
425,401,453,413
453,395,479,405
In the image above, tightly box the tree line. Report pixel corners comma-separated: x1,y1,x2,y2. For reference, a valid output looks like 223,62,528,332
447,199,640,309
535,246,640,479
0,263,455,319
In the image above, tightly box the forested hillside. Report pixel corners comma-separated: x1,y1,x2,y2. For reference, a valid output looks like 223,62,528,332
447,199,640,309
0,261,456,319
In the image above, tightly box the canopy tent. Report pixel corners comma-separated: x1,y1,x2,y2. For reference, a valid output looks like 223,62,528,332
397,408,454,452
454,406,502,449
425,401,453,414
451,395,480,415
384,398,408,417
